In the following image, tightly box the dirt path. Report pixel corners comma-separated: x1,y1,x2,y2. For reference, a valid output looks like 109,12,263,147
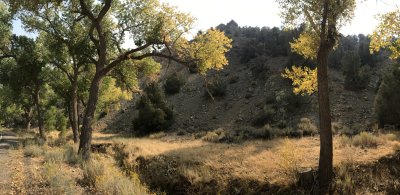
0,130,21,194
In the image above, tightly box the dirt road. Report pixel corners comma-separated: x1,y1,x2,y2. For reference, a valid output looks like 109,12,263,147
0,131,19,194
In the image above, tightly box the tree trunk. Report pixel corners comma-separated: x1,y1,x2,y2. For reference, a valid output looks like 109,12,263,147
24,107,32,131
34,86,45,140
317,45,333,193
78,74,103,159
71,76,79,143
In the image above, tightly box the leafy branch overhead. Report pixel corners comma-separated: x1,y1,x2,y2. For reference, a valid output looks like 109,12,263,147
370,9,400,60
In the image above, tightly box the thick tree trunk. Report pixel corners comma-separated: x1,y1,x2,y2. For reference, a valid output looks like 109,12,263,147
71,76,79,143
317,46,333,193
78,74,103,159
34,87,45,140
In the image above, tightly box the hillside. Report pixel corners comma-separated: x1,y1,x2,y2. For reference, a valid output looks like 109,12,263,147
98,23,390,137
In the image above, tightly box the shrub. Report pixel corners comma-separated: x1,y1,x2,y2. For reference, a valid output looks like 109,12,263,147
251,124,273,139
82,157,150,195
351,132,380,148
297,118,318,136
338,135,351,148
43,163,78,194
64,146,81,165
82,160,105,187
342,52,371,90
133,83,174,135
24,145,43,157
252,105,276,127
277,138,303,183
164,73,185,95
44,149,65,164
335,163,355,194
149,132,167,139
204,77,227,98
332,122,343,135
375,63,400,127
202,128,226,142
48,135,67,147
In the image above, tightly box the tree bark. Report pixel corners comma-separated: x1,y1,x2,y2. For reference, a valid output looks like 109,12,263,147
71,73,79,143
317,46,333,193
317,1,335,193
78,73,103,159
24,106,33,131
33,86,45,140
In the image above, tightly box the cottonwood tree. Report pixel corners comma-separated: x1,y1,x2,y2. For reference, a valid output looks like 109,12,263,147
277,0,356,192
0,36,47,139
9,0,231,158
370,9,400,127
13,2,95,143
73,0,231,158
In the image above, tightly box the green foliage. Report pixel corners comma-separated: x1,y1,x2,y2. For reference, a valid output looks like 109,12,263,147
374,63,400,127
133,83,174,135
341,52,371,91
98,77,132,117
0,2,11,53
253,90,304,127
44,106,68,131
204,77,227,98
164,73,185,95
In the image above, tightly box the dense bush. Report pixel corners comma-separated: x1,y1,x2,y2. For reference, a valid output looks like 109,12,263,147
252,90,305,127
133,83,174,135
252,105,276,127
204,77,227,98
44,106,68,131
374,63,400,127
251,124,273,139
164,73,185,94
341,52,371,90
297,118,318,136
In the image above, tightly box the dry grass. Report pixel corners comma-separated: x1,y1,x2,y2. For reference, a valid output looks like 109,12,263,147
276,138,304,183
82,155,152,195
43,162,79,195
93,132,400,185
23,145,43,157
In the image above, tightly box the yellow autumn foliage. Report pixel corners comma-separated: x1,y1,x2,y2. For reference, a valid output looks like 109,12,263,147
282,65,317,95
370,10,400,60
175,29,232,75
290,32,319,60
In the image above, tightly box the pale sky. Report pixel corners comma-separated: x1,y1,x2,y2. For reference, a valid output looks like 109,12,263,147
13,0,400,37
158,0,400,35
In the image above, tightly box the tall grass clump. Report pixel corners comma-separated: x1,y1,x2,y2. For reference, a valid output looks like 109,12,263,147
23,145,43,157
82,157,151,195
351,132,381,148
277,138,304,183
64,146,82,165
43,163,78,195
